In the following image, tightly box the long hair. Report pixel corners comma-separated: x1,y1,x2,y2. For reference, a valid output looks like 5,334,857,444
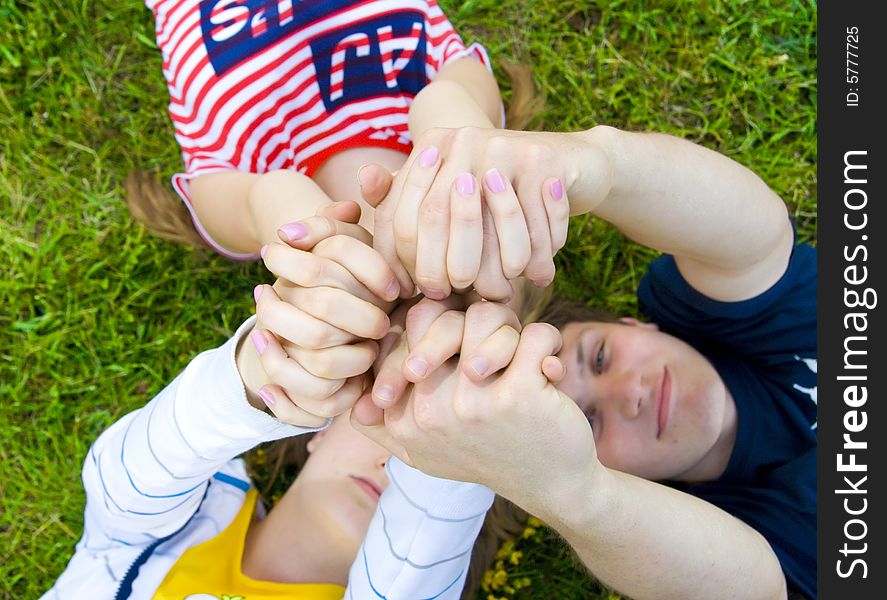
124,171,208,248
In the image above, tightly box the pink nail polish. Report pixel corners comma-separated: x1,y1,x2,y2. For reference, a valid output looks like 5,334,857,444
456,172,476,196
419,146,439,167
250,330,268,354
259,244,268,259
549,179,564,200
253,285,263,304
259,388,275,408
279,222,308,241
484,169,507,193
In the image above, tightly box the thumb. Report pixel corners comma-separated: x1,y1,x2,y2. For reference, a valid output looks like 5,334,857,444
316,200,362,224
358,164,396,208
350,393,414,466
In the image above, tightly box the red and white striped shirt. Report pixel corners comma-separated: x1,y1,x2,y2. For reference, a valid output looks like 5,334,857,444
146,0,491,258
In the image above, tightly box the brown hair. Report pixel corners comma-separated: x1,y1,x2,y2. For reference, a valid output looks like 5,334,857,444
124,171,208,249
501,61,544,131
247,435,527,599
537,296,621,329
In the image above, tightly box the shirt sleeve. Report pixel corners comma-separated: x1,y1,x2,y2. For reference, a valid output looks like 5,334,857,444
81,315,328,544
345,458,494,599
423,1,494,74
637,242,817,361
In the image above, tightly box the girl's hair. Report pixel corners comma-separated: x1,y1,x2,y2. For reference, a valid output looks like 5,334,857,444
125,62,542,248
125,171,208,249
247,435,527,599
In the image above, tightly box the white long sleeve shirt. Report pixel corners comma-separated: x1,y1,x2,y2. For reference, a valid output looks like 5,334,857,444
42,316,493,599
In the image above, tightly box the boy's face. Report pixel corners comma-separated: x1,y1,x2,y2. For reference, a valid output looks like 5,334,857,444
556,320,736,482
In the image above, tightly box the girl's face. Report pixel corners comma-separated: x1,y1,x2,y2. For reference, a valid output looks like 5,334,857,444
296,414,391,550
556,320,736,482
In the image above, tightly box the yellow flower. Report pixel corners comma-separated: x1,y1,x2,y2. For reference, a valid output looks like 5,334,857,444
509,550,523,566
527,516,545,528
495,539,515,560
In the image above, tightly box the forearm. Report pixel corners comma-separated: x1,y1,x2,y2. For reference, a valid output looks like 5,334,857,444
582,126,788,263
408,57,501,139
566,126,793,299
83,317,322,539
538,468,787,600
189,169,336,255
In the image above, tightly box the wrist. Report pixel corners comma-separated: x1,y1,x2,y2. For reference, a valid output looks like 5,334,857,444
407,80,496,140
235,322,270,411
565,125,619,216
530,448,613,534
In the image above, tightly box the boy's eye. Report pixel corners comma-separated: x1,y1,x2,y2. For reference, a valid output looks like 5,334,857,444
593,343,606,374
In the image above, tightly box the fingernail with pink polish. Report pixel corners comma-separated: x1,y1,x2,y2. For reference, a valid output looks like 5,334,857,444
456,172,476,196
259,388,275,408
484,169,507,193
253,285,263,304
419,146,439,167
260,244,268,259
250,330,268,354
549,179,564,200
279,222,308,241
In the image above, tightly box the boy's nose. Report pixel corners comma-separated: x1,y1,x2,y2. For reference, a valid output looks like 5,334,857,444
601,373,642,419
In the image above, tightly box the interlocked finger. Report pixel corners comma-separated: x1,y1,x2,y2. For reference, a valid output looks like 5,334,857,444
256,284,357,349
286,286,390,340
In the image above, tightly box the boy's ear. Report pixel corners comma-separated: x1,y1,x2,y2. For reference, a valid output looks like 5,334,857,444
619,317,659,331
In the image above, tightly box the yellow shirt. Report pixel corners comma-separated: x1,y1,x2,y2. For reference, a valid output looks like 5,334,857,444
154,489,346,600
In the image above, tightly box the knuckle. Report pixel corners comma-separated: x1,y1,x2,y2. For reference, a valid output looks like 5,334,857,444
523,143,545,165
412,397,438,431
303,350,336,378
419,197,449,224
524,321,559,341
392,221,416,246
298,256,325,287
451,126,479,147
299,322,331,348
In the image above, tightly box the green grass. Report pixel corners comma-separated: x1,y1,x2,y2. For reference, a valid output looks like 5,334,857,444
1,1,815,598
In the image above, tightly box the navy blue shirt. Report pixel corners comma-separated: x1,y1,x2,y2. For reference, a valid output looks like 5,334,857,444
637,243,817,599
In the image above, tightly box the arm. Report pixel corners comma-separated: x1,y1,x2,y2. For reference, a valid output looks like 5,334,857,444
346,458,494,599
569,126,794,301
535,446,787,600
408,56,502,136
188,169,337,256
82,317,323,542
354,302,788,600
